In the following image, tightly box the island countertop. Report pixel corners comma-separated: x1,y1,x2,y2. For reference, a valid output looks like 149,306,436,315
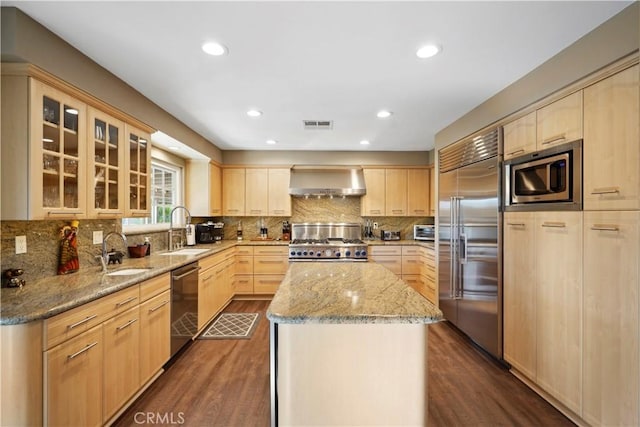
266,262,443,324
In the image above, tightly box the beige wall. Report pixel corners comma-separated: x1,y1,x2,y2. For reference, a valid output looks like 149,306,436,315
435,3,639,150
223,150,432,166
0,7,223,162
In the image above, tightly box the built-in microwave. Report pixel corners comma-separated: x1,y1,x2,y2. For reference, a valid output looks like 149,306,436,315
413,224,435,241
504,139,582,211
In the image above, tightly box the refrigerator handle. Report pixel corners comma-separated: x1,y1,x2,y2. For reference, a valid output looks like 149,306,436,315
455,196,463,299
460,232,467,265
449,196,456,299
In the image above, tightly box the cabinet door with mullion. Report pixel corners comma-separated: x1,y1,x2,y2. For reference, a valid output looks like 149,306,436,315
87,107,125,218
31,79,87,219
125,124,151,217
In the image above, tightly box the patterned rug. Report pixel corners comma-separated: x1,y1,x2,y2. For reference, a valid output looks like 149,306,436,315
172,312,198,338
199,313,260,340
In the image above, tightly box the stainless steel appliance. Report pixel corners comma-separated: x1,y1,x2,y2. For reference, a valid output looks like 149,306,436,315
380,230,401,241
195,222,224,243
504,139,582,211
288,223,367,261
413,224,435,241
170,261,200,357
438,127,502,359
289,165,366,197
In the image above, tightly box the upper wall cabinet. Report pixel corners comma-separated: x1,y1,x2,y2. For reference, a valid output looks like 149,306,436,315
268,168,292,216
125,125,151,217
245,168,269,216
583,64,639,211
186,161,222,217
503,111,536,160
407,168,430,216
362,168,431,217
222,168,246,216
361,169,386,216
222,167,292,217
87,107,125,218
536,91,583,149
1,66,156,220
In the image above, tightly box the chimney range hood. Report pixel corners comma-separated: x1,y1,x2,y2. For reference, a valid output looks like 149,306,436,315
289,165,366,197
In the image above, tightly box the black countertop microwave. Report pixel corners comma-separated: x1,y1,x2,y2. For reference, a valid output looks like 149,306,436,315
503,139,582,211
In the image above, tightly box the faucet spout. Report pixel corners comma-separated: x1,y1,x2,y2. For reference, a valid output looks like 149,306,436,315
168,206,192,252
101,232,128,268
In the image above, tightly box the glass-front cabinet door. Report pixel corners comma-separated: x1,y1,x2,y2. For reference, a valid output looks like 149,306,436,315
125,124,151,217
88,108,124,217
31,80,86,219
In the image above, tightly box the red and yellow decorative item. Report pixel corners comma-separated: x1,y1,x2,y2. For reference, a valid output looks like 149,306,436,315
58,220,80,275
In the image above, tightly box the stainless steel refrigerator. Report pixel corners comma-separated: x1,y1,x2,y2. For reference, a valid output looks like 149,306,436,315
438,128,502,359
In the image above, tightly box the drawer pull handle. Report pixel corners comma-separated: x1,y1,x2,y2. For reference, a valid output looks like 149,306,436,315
370,210,381,214
259,260,284,264
48,211,85,216
67,314,97,330
507,222,525,227
507,149,525,156
149,300,169,313
273,210,285,214
250,210,263,214
591,224,619,232
591,187,620,195
116,318,138,331
258,251,285,254
172,266,201,280
541,134,566,145
67,342,98,360
541,222,566,228
97,211,123,215
116,296,137,307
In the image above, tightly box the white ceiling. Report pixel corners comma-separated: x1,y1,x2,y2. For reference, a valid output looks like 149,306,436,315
4,1,632,154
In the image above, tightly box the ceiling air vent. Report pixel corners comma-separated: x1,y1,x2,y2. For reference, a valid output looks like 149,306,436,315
303,120,333,130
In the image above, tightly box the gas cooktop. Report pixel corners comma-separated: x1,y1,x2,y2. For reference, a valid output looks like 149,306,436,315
288,223,367,261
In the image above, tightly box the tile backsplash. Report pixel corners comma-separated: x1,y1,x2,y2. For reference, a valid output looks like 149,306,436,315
1,197,433,282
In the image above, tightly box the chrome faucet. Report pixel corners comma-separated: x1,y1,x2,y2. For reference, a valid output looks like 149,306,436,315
168,206,192,251
98,232,128,272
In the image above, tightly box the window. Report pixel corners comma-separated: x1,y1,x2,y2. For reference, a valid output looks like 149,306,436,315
122,159,183,230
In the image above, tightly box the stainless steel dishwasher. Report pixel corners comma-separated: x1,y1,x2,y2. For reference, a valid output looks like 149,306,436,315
170,261,200,357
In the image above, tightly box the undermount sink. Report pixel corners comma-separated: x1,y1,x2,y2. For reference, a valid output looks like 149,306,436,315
160,248,210,256
106,268,152,276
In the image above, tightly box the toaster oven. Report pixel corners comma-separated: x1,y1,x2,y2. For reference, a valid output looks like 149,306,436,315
413,225,435,241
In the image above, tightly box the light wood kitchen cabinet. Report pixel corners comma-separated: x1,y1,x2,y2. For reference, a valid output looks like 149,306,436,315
535,211,583,414
369,245,402,275
198,265,217,331
45,324,103,427
536,91,583,149
503,111,536,160
103,305,140,421
87,107,125,218
503,212,537,381
385,169,408,216
186,160,222,216
407,169,429,216
1,77,88,220
583,211,639,427
361,168,386,216
198,249,235,331
429,167,436,216
139,289,171,386
583,64,640,211
234,246,254,294
125,124,151,217
253,246,289,293
268,168,292,216
222,168,246,216
246,168,269,216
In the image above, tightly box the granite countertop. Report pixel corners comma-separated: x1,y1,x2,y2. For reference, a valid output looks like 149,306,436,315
267,262,442,325
366,239,435,248
1,239,433,325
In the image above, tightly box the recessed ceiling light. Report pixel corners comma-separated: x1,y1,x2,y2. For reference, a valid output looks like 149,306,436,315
360,140,370,145
247,109,262,117
416,44,441,59
377,110,392,119
266,139,277,145
202,42,227,56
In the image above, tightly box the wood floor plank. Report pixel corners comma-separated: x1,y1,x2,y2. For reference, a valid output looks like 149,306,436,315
113,300,574,427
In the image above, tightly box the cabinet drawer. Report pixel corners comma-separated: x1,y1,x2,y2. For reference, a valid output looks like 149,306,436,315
139,273,170,302
100,285,140,318
369,245,402,256
235,256,254,274
254,256,289,275
370,256,402,275
233,275,254,294
402,256,422,275
254,246,289,256
254,275,284,294
401,246,421,256
199,249,233,271
402,275,424,292
236,246,254,256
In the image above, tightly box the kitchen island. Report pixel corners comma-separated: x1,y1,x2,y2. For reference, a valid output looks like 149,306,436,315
267,262,442,427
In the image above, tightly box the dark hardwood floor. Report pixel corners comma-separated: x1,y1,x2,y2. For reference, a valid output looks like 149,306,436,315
114,300,574,427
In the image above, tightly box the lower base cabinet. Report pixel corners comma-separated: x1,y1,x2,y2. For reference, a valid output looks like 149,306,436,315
139,290,171,386
45,325,103,427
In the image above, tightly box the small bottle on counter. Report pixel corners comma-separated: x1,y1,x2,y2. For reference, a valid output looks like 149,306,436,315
237,221,243,241
144,236,151,256
260,218,268,239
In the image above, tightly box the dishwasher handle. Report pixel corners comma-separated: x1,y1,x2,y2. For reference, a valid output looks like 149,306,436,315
172,266,201,281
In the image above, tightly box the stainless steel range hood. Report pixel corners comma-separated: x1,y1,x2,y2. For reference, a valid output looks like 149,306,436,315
289,165,366,197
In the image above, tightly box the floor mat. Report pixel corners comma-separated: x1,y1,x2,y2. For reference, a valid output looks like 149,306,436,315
199,313,260,339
